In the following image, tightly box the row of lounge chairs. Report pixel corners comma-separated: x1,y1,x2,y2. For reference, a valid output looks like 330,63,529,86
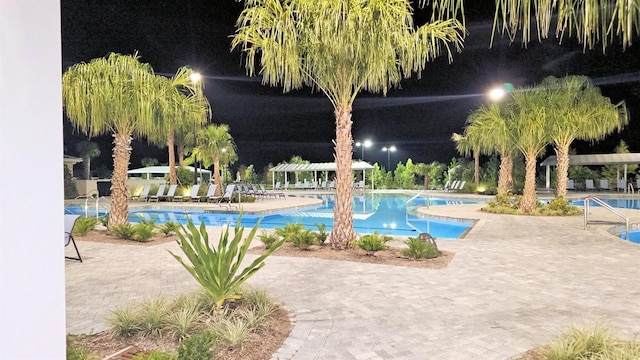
130,183,287,203
567,179,639,191
440,180,466,192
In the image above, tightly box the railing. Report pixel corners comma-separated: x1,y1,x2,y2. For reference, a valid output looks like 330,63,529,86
406,191,429,210
627,183,635,195
583,196,629,240
405,191,430,233
95,196,111,221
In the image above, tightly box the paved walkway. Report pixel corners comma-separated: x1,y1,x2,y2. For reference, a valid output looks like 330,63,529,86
65,194,640,359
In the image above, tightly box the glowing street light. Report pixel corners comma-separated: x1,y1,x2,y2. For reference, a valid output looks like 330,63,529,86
382,145,396,170
355,139,372,161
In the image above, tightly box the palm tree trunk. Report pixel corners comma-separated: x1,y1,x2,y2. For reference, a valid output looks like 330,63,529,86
83,158,91,180
522,152,538,213
177,141,185,167
474,152,480,185
330,107,355,250
213,155,222,196
167,128,177,185
555,145,570,198
109,132,131,226
498,153,513,195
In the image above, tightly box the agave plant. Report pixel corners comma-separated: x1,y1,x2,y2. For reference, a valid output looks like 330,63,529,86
169,216,284,310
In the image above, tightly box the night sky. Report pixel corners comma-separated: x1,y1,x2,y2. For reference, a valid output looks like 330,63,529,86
61,1,640,175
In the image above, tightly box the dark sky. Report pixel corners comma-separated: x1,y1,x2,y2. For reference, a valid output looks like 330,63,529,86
61,1,640,174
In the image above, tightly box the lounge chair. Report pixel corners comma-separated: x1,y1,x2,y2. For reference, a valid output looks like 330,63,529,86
455,181,466,192
64,214,82,262
148,184,166,202
585,179,595,191
202,184,218,202
599,179,611,190
217,184,236,207
132,184,151,201
160,184,177,202
566,179,575,191
284,181,290,190
439,180,451,191
173,184,200,202
637,179,640,191
617,179,627,191
445,180,459,192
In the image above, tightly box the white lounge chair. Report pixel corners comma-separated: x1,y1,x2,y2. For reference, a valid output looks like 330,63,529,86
203,184,218,202
566,179,575,191
217,184,236,207
617,179,627,191
585,179,595,191
173,184,200,202
148,184,166,202
133,184,151,201
160,184,177,202
599,179,611,190
64,214,82,262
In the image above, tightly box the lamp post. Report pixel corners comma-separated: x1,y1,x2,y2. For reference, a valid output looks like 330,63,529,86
382,146,396,170
190,72,202,185
355,139,372,161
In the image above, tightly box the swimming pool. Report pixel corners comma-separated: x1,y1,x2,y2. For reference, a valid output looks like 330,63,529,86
65,194,482,238
571,198,640,210
620,231,640,244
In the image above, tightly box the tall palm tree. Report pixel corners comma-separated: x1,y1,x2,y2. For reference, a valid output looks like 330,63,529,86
541,75,628,198
462,104,515,195
62,53,204,225
451,133,481,185
187,124,237,196
232,0,465,249
75,140,101,180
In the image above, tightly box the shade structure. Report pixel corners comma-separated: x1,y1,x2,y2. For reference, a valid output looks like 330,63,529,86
127,166,211,179
539,153,640,190
271,161,375,190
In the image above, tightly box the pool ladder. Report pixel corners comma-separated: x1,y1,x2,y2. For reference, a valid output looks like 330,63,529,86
83,195,111,220
583,196,630,240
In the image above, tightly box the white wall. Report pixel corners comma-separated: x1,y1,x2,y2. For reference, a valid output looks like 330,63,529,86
0,1,65,358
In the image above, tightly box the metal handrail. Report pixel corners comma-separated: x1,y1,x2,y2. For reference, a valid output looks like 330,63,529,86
406,191,429,209
627,183,635,195
584,196,629,240
95,196,111,221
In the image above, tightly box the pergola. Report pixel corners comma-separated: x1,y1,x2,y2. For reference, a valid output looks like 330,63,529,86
127,165,212,181
270,161,375,189
539,153,640,189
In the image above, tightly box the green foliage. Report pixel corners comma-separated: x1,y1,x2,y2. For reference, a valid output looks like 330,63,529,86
394,159,417,189
99,214,109,227
131,350,176,360
402,237,439,259
107,304,141,337
288,228,317,250
64,165,79,199
353,232,392,256
176,167,195,186
231,193,256,203
110,223,136,240
542,323,622,360
258,230,279,249
66,339,99,360
72,217,97,236
314,223,328,245
160,221,180,235
274,223,305,240
166,303,203,340
133,222,157,242
177,333,214,360
169,216,285,310
209,317,252,348
138,297,171,337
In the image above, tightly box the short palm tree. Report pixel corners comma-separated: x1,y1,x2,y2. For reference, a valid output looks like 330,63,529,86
232,0,465,249
62,53,205,225
75,140,101,180
187,124,237,196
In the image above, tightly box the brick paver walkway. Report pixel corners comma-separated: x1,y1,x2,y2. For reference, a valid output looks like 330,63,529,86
66,197,640,359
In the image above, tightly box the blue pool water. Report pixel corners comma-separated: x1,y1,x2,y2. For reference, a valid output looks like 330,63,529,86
65,194,481,238
620,231,640,244
571,198,640,210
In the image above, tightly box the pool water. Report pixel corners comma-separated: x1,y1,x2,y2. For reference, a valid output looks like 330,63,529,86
620,231,640,244
65,194,482,238
571,198,640,210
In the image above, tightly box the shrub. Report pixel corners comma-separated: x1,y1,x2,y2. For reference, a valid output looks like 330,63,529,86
99,214,109,227
110,223,136,240
209,317,252,348
133,222,156,242
177,333,214,360
66,339,99,360
107,304,141,337
160,221,180,236
72,217,97,236
353,232,392,256
138,297,171,337
289,228,317,250
314,223,328,245
258,230,280,249
169,215,285,310
238,287,276,318
274,223,305,241
402,237,439,259
540,322,638,360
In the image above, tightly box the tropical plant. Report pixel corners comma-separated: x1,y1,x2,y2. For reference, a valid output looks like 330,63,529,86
110,223,136,240
72,217,97,236
402,237,439,259
541,76,628,198
168,217,285,310
75,140,101,180
66,339,99,360
258,230,279,249
209,317,252,348
160,221,180,236
62,53,208,226
131,350,176,360
274,223,305,241
140,157,158,168
353,232,392,256
176,333,214,360
186,124,237,196
107,304,141,337
541,323,619,360
133,222,156,242
137,297,171,337
314,223,328,245
289,228,317,250
232,0,465,249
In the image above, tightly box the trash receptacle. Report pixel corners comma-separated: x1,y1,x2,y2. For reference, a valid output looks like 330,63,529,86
97,180,111,196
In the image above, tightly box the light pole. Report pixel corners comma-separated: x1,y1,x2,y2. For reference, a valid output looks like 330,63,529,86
190,72,202,185
355,139,372,161
382,146,396,170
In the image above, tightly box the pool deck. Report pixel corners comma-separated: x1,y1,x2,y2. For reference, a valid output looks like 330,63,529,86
66,191,640,359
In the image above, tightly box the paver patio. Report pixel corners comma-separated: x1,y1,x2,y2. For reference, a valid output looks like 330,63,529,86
65,195,640,359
